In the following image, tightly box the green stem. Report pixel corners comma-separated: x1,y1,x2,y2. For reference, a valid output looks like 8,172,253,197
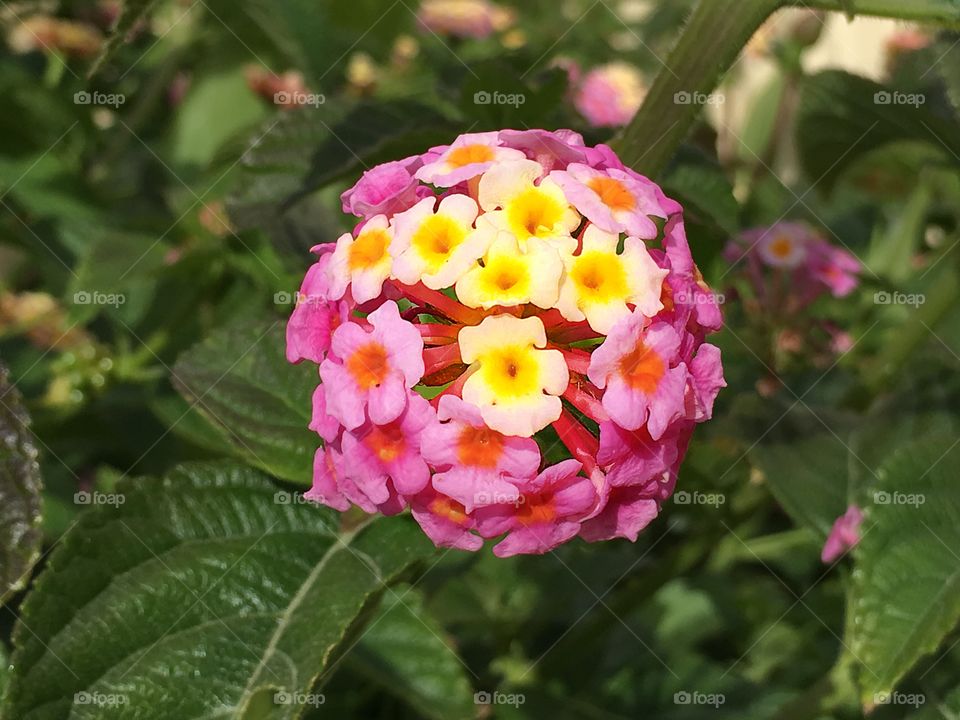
615,0,960,175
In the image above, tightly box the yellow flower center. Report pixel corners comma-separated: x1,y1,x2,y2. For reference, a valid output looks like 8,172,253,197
587,176,635,212
348,228,390,271
477,255,530,299
447,144,495,168
412,215,468,271
477,345,541,399
769,235,794,259
506,187,567,240
570,250,628,302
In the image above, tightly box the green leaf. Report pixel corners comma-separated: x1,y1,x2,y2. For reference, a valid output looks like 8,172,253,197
752,433,849,538
171,66,267,167
662,161,740,236
848,436,960,704
0,364,43,605
4,462,436,719
350,585,475,720
172,319,318,485
796,70,960,191
227,100,455,233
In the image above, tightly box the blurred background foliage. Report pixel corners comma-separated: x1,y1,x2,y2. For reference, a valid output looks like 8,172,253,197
1,1,960,718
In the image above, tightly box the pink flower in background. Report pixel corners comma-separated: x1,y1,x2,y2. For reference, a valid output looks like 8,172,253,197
417,0,515,39
574,62,647,128
287,128,724,556
724,221,862,361
822,505,864,563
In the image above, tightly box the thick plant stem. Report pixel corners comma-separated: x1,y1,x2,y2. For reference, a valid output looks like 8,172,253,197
615,0,960,176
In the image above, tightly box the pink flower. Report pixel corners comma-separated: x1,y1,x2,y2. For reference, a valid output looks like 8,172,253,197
550,163,670,240
476,460,598,557
285,251,350,364
808,240,861,297
416,131,525,187
574,62,646,128
588,315,688,439
498,128,586,173
410,486,484,551
423,395,540,511
340,392,435,499
821,505,863,563
686,344,725,422
319,301,424,429
580,484,659,543
341,156,427,219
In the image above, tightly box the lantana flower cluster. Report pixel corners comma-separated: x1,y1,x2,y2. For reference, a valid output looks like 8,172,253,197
724,222,862,366
287,129,725,557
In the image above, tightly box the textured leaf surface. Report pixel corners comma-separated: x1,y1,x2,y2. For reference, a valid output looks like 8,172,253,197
352,586,475,720
227,100,454,232
849,436,960,704
752,433,848,538
0,363,43,605
172,320,318,485
4,462,435,719
796,70,960,190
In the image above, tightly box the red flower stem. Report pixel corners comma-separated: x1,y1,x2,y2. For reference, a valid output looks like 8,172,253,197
562,381,609,423
392,281,483,325
550,324,603,344
423,343,462,376
552,408,599,475
418,323,461,345
430,364,477,408
537,308,570,328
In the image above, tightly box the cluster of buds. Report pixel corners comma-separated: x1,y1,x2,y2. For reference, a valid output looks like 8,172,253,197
287,129,724,557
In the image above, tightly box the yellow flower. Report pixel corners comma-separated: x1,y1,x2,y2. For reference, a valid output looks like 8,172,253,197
557,225,668,334
458,315,569,437
455,232,563,309
328,215,393,303
391,195,487,289
478,159,580,254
